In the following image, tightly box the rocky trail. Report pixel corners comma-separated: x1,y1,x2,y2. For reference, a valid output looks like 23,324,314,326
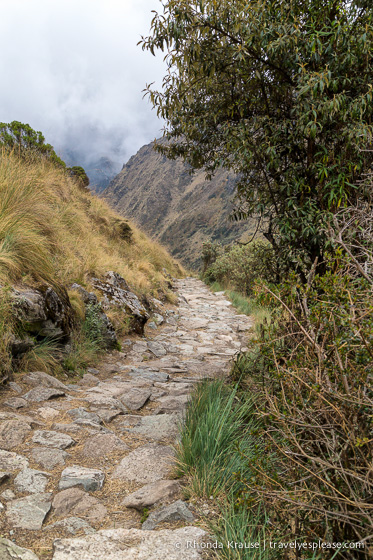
0,278,252,560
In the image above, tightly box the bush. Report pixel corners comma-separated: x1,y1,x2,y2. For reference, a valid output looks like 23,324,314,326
204,241,279,295
239,254,373,557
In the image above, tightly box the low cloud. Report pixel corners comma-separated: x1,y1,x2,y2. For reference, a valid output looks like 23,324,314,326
0,0,166,172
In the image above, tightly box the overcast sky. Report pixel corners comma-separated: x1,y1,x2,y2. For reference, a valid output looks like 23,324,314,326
0,0,166,170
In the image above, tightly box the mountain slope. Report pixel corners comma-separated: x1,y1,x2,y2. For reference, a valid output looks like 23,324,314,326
104,140,255,267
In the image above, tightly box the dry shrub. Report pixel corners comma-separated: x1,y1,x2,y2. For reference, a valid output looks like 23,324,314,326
242,251,373,556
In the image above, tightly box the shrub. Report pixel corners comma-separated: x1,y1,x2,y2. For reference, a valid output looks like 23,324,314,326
204,241,279,295
239,255,373,557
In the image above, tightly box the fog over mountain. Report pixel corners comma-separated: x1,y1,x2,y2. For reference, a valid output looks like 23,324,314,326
0,0,166,187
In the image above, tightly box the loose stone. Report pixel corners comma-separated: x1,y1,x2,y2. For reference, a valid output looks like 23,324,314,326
6,493,52,530
32,430,75,449
59,466,105,492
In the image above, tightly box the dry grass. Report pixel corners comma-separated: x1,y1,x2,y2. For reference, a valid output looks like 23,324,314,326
0,150,183,293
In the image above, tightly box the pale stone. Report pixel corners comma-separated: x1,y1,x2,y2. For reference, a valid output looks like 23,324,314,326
82,433,128,459
112,444,174,484
32,430,75,449
122,480,180,511
147,341,167,357
120,388,151,411
0,419,31,450
3,397,27,409
14,468,50,494
52,488,107,522
23,371,68,390
44,516,95,536
142,500,195,530
59,466,105,492
6,493,52,530
37,407,61,421
31,447,69,470
0,537,40,560
124,414,179,441
23,387,65,402
52,527,207,560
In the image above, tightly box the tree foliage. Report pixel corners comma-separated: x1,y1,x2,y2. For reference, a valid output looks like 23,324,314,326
0,121,66,167
141,0,373,273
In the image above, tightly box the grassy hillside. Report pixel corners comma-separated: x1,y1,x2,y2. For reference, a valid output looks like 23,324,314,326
0,150,181,292
0,149,183,379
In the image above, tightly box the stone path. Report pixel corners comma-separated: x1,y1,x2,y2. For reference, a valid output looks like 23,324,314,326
0,278,253,559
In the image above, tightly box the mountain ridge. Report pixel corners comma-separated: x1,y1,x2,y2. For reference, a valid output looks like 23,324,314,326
105,140,254,268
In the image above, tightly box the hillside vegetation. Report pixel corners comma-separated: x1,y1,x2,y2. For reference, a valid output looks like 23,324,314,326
0,146,182,380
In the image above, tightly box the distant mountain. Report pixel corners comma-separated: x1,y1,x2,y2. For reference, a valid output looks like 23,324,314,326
104,140,255,268
62,149,120,192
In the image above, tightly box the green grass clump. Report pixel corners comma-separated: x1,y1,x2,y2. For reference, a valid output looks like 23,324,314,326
175,379,262,499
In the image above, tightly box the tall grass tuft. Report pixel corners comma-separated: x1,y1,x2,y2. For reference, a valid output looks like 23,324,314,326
175,379,262,499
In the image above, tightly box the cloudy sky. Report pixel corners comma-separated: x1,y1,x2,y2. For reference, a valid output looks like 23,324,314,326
0,0,166,171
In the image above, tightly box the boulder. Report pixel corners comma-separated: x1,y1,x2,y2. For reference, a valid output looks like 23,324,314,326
11,285,74,342
91,272,149,334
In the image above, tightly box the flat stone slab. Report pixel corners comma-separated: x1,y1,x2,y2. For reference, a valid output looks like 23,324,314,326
112,444,174,484
37,407,61,421
67,408,102,424
52,488,107,522
155,395,189,414
147,341,167,357
14,468,50,494
120,388,151,411
0,537,40,560
59,466,105,492
31,447,69,470
122,480,181,511
45,516,95,536
32,430,75,449
124,414,179,441
23,371,68,390
142,500,195,530
84,394,128,412
23,387,65,402
3,397,27,409
6,493,52,530
82,433,128,459
52,527,207,560
128,368,169,383
0,419,31,450
94,408,122,423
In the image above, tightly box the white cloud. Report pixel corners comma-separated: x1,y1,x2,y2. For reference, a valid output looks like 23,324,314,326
0,0,166,168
